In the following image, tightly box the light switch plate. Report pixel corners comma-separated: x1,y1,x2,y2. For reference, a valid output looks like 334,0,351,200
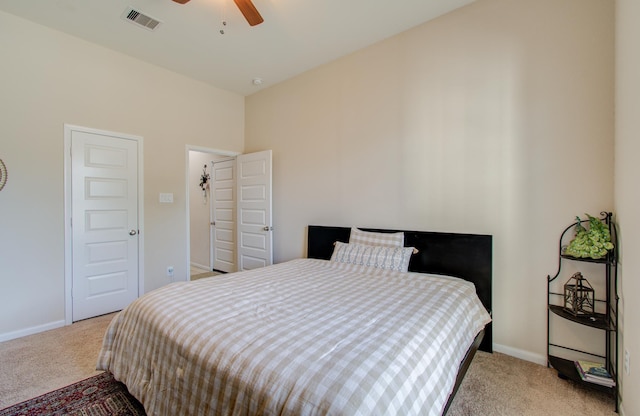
159,193,174,203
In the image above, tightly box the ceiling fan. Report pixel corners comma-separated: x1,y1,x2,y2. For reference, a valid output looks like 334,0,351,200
172,0,264,27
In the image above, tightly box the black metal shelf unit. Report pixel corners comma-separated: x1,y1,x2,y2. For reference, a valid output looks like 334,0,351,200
546,212,618,412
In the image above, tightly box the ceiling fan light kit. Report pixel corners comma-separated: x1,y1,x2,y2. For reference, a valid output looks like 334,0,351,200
172,0,264,27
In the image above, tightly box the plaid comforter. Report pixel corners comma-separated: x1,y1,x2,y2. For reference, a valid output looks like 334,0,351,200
97,259,491,416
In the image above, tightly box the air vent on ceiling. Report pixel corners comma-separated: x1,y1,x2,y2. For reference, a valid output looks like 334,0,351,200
122,7,162,31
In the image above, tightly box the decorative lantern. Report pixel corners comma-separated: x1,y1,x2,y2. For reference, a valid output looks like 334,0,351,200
563,272,594,316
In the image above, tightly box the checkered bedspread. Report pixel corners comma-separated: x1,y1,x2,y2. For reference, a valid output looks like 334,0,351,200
97,258,491,416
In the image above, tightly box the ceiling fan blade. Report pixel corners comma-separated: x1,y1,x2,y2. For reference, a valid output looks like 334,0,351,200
172,0,191,4
233,0,264,26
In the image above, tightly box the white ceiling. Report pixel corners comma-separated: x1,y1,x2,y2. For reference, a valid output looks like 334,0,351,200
0,0,475,96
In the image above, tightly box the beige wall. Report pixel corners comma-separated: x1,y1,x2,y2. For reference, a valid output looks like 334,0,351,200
0,11,244,338
615,0,640,414
246,0,614,365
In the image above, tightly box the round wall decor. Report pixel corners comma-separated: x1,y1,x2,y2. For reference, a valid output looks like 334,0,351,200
0,159,7,191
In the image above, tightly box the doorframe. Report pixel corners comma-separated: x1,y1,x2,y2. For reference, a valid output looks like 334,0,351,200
185,145,239,280
63,124,145,325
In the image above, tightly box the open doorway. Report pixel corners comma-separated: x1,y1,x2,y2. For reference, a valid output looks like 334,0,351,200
187,146,238,280
186,146,273,281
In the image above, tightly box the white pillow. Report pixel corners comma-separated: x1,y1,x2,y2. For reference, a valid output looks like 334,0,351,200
330,241,414,272
349,227,404,248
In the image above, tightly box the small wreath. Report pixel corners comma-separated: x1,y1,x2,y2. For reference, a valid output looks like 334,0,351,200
199,165,210,191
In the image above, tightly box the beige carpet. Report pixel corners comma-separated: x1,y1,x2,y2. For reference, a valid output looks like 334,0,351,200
0,314,616,415
447,351,616,416
0,313,115,410
191,271,222,281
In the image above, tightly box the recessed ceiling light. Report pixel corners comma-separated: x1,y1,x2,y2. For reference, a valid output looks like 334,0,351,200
252,78,263,86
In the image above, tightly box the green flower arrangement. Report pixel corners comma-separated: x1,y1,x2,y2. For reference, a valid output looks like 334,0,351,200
564,214,614,259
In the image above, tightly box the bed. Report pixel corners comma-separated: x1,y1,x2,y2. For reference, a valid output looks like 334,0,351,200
97,226,492,416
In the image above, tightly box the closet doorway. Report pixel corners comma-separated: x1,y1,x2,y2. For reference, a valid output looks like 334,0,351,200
187,147,272,279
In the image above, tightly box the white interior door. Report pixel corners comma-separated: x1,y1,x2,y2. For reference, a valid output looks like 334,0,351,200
71,130,139,321
237,150,272,271
211,159,236,273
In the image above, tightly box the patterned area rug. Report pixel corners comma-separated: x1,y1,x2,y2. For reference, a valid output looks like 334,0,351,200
0,372,145,416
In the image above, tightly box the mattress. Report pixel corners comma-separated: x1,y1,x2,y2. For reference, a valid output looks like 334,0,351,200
97,258,491,416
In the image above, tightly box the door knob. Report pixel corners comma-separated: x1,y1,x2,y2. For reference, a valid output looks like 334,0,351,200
263,226,273,231
129,230,138,236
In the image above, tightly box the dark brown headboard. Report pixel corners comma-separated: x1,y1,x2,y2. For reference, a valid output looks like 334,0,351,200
307,225,493,353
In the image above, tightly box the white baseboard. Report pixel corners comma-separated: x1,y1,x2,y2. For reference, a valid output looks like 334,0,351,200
0,320,66,343
493,343,547,366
